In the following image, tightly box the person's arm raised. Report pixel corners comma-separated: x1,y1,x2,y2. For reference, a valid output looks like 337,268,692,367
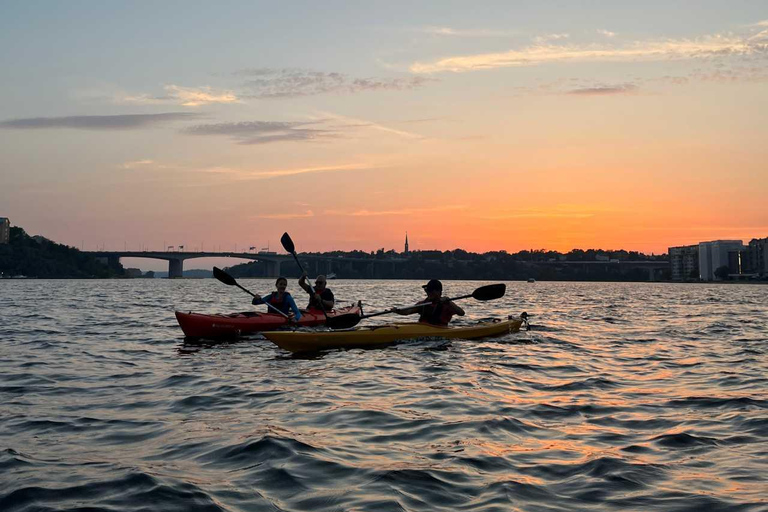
298,273,312,294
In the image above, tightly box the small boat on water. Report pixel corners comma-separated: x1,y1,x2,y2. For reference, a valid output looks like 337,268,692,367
327,273,337,279
262,313,529,353
527,278,536,283
175,303,362,339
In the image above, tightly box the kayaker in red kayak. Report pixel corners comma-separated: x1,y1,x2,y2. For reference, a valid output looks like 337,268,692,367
395,279,465,326
252,276,302,322
298,272,335,310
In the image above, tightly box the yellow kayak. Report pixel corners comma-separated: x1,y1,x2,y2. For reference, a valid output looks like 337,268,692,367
262,314,528,353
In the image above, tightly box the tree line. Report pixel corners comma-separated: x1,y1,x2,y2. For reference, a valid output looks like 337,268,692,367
227,248,668,281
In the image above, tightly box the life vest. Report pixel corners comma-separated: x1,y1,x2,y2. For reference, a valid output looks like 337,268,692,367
418,299,454,326
267,292,292,313
308,287,333,309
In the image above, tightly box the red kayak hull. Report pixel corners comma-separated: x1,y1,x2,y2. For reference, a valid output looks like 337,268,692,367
175,304,361,339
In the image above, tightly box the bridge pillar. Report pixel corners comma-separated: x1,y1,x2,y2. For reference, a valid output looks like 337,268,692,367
264,259,282,278
169,258,183,278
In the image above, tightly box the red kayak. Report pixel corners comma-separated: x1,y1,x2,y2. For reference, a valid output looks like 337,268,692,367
175,303,362,339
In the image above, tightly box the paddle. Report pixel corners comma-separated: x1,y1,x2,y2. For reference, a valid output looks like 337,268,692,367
326,283,508,329
281,231,335,313
279,233,363,330
212,266,290,319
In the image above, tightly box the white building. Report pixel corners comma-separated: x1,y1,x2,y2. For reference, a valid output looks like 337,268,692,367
0,217,9,244
698,240,744,281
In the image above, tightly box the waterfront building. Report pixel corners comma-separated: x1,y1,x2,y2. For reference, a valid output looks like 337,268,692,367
698,240,744,281
745,237,768,276
0,217,9,244
668,245,699,281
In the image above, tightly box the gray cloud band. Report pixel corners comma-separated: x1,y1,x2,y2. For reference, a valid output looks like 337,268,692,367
235,69,432,98
0,113,202,130
181,120,337,145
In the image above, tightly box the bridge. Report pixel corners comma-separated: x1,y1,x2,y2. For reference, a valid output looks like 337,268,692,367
85,251,405,278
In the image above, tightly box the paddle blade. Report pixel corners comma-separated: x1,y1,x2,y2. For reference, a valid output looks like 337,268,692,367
471,283,506,301
325,313,362,330
280,232,295,254
213,266,237,286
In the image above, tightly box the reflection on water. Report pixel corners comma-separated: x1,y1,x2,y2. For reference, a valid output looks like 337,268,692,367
1,279,766,511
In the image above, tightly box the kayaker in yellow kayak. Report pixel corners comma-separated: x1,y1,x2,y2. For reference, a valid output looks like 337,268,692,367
298,272,335,310
395,279,465,326
251,276,302,322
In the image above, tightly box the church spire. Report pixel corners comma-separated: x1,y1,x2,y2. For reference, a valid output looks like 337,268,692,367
404,232,409,254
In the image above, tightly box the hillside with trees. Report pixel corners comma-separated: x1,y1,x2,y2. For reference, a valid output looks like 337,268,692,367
0,227,123,278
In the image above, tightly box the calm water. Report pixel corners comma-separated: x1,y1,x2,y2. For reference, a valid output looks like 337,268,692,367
1,279,766,512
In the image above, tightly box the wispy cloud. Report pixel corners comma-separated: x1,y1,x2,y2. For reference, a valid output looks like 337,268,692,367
653,65,768,85
181,120,336,145
509,61,768,97
192,162,378,182
567,84,637,95
751,29,768,42
533,33,570,44
121,85,239,106
410,32,768,73
325,205,467,217
113,159,377,183
253,210,314,219
0,113,200,130
597,29,616,38
417,26,519,38
235,68,431,98
316,111,425,140
248,163,374,179
121,159,156,169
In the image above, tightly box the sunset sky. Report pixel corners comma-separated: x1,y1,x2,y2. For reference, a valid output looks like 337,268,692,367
1,1,767,270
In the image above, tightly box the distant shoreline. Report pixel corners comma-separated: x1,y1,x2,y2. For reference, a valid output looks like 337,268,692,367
3,276,765,284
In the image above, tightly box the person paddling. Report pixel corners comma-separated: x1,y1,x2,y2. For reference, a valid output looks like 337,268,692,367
396,279,465,326
252,276,302,322
298,272,335,310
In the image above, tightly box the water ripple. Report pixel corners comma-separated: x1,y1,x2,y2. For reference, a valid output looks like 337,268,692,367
0,279,766,511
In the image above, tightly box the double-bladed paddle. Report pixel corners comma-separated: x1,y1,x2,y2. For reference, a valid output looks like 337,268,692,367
279,233,369,330
326,283,507,329
212,266,290,319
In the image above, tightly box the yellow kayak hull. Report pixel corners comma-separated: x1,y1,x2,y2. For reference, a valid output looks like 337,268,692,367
263,316,526,353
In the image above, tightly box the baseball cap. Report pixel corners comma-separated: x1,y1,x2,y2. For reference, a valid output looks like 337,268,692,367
422,279,442,292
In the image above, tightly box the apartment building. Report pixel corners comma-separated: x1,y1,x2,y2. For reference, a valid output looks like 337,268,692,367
0,217,9,244
668,245,699,281
745,237,768,275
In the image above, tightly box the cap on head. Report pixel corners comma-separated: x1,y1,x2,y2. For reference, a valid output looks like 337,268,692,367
422,279,442,292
